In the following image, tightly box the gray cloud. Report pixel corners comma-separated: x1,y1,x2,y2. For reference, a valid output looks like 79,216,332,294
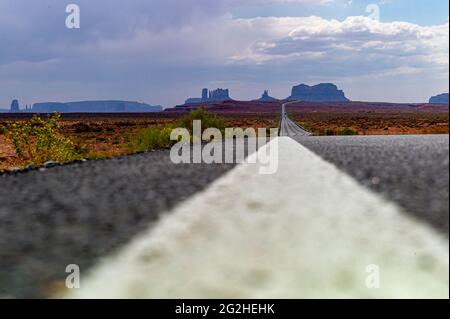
0,0,448,107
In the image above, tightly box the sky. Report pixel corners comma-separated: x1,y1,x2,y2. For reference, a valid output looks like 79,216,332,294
0,0,448,109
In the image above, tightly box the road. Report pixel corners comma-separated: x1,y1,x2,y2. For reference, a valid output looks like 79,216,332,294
0,150,235,298
67,136,448,299
0,106,448,298
296,134,449,235
279,102,312,137
280,103,448,234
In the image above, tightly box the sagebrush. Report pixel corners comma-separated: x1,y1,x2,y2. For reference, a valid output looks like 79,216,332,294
6,113,83,165
130,106,226,151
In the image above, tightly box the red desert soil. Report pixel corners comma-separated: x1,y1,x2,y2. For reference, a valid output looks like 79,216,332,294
200,100,449,135
1,100,448,171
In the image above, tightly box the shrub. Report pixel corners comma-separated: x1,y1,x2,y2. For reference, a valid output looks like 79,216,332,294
130,106,226,151
6,113,83,165
338,128,358,136
177,106,225,135
129,125,174,152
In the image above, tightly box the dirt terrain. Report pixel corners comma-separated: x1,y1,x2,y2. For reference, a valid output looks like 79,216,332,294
0,112,277,171
1,101,448,171
283,101,448,135
201,100,448,135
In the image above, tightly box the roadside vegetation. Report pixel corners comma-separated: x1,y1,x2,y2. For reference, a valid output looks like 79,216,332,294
129,106,226,152
1,105,447,172
338,128,358,136
0,107,258,171
3,113,84,166
129,126,174,152
177,106,226,134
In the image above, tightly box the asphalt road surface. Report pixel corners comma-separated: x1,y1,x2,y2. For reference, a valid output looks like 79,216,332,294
0,150,235,298
0,109,448,298
296,134,449,235
68,135,448,299
280,105,448,235
279,102,312,137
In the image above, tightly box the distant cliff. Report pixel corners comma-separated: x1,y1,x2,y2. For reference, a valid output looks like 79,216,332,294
32,100,162,113
429,93,449,105
288,83,349,102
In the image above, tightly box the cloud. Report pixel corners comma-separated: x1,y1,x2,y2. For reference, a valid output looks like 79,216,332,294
230,16,449,72
0,0,333,64
0,0,448,106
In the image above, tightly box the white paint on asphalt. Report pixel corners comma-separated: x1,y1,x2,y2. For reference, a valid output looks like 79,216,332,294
67,137,449,299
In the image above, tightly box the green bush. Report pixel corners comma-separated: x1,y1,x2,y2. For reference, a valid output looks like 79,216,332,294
5,113,83,165
338,128,357,136
130,106,226,151
177,105,226,134
129,125,175,152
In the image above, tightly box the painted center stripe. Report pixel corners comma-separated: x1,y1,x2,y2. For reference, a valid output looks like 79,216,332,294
67,137,449,299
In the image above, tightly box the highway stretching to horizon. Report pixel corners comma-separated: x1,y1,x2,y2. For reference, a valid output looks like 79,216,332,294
279,102,312,137
0,105,448,298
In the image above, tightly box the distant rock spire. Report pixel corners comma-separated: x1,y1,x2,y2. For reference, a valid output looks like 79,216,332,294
202,88,208,100
256,90,277,102
10,99,20,112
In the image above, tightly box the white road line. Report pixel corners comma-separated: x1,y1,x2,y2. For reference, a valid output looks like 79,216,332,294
67,137,449,299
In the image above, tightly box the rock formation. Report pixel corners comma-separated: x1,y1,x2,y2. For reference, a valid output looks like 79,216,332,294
32,100,162,113
185,88,232,104
288,83,349,102
429,93,449,104
209,88,230,101
10,99,20,112
256,90,278,102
